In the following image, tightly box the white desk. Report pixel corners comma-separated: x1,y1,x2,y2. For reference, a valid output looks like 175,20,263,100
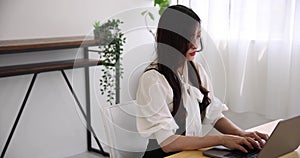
167,120,300,158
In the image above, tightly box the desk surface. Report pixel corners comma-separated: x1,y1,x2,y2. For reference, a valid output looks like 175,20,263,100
0,36,102,77
0,59,102,77
166,120,300,158
0,36,98,54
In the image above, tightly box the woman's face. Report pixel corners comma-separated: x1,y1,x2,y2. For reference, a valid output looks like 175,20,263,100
185,24,201,61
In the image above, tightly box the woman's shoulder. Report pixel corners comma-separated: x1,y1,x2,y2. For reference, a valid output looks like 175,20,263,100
140,69,165,82
138,69,172,90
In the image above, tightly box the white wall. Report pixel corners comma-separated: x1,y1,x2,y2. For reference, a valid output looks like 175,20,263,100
0,0,153,40
0,0,157,157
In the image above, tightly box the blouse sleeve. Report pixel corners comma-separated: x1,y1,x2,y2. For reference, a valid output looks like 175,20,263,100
195,63,229,126
135,70,179,144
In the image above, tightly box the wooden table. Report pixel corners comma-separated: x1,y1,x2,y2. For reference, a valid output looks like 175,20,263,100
0,36,97,53
0,36,110,157
166,120,300,158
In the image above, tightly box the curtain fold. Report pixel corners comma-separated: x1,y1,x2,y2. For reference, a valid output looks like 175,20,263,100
191,0,300,119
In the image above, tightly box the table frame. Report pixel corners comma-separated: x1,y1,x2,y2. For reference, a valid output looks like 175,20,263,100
0,36,113,157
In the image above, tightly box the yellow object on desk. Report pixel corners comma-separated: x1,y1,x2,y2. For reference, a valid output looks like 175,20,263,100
166,119,300,158
166,150,208,158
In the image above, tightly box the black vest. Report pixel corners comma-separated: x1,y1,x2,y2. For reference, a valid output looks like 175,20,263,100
142,69,186,158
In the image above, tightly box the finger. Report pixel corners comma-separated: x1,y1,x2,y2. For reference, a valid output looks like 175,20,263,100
236,144,248,153
244,137,255,149
246,137,260,149
243,132,265,148
254,132,266,147
257,131,269,141
247,131,263,147
244,131,257,139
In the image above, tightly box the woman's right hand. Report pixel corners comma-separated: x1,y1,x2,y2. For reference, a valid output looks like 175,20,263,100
221,135,260,153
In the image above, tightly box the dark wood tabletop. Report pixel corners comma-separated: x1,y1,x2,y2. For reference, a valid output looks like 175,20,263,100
0,36,101,77
0,36,98,54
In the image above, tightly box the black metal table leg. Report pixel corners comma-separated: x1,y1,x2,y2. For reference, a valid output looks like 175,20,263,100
60,70,109,157
1,73,38,158
84,48,93,153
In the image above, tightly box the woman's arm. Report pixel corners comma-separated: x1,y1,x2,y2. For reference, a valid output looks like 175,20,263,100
160,135,221,153
160,133,258,153
214,117,269,147
214,117,244,136
160,117,270,153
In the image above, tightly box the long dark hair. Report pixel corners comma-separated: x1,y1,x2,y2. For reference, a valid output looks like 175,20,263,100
148,5,211,118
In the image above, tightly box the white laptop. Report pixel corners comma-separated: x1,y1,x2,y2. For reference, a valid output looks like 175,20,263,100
203,115,300,158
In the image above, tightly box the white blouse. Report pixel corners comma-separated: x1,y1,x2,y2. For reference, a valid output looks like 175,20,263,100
136,61,228,144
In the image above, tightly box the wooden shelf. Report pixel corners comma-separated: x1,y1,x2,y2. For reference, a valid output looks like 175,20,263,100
0,59,102,77
0,36,98,54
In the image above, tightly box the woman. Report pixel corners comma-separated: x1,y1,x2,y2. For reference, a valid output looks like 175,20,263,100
136,5,268,157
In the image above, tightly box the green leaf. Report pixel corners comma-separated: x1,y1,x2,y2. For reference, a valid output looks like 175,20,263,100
155,0,169,15
159,6,167,16
141,10,147,16
148,12,155,21
154,0,163,6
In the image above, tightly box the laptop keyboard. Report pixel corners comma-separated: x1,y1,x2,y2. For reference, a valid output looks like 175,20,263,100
224,148,260,158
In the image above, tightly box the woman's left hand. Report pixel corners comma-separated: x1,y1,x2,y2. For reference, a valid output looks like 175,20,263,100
240,131,269,147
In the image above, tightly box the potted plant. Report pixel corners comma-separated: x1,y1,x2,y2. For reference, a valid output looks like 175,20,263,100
93,21,101,40
93,19,126,105
154,0,171,15
141,0,171,37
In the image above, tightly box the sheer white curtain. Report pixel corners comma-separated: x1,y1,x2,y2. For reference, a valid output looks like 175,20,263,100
191,0,300,119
